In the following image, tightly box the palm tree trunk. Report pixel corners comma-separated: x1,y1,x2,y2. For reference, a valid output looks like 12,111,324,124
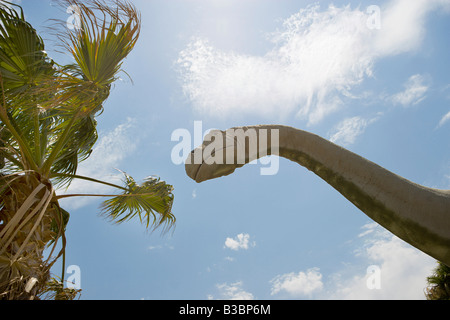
0,173,55,300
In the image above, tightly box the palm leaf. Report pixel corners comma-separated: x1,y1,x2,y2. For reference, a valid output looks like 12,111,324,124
39,0,141,175
100,172,175,232
55,0,140,87
0,2,56,171
0,1,55,95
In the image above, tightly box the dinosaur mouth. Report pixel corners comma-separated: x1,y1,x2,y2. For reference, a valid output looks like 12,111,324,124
184,148,209,183
192,164,201,183
186,147,239,183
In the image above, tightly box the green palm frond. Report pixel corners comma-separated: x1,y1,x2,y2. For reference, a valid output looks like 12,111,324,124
100,172,175,232
56,0,140,87
0,1,55,95
0,1,56,171
38,0,141,175
47,113,98,185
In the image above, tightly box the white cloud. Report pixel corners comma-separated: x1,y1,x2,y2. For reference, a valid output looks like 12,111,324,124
57,118,138,210
329,115,379,146
437,110,450,128
326,224,436,300
374,0,446,56
210,281,254,300
147,245,162,251
270,268,324,297
177,4,371,125
177,1,449,125
147,243,174,251
267,224,436,299
391,74,429,107
224,233,254,251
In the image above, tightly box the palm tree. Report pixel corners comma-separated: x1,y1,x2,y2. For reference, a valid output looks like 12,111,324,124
0,0,175,300
425,262,450,300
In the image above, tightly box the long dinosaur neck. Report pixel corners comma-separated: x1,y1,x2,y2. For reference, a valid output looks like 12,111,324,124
275,125,450,265
186,125,450,265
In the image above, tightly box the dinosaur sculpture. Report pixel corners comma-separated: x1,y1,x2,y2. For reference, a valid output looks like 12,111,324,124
185,125,450,266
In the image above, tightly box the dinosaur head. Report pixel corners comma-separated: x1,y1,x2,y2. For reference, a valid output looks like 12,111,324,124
185,129,251,183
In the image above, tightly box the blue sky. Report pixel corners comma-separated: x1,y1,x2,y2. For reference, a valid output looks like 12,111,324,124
15,0,450,299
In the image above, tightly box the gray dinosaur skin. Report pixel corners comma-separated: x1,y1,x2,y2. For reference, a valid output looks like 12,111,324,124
185,125,450,266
